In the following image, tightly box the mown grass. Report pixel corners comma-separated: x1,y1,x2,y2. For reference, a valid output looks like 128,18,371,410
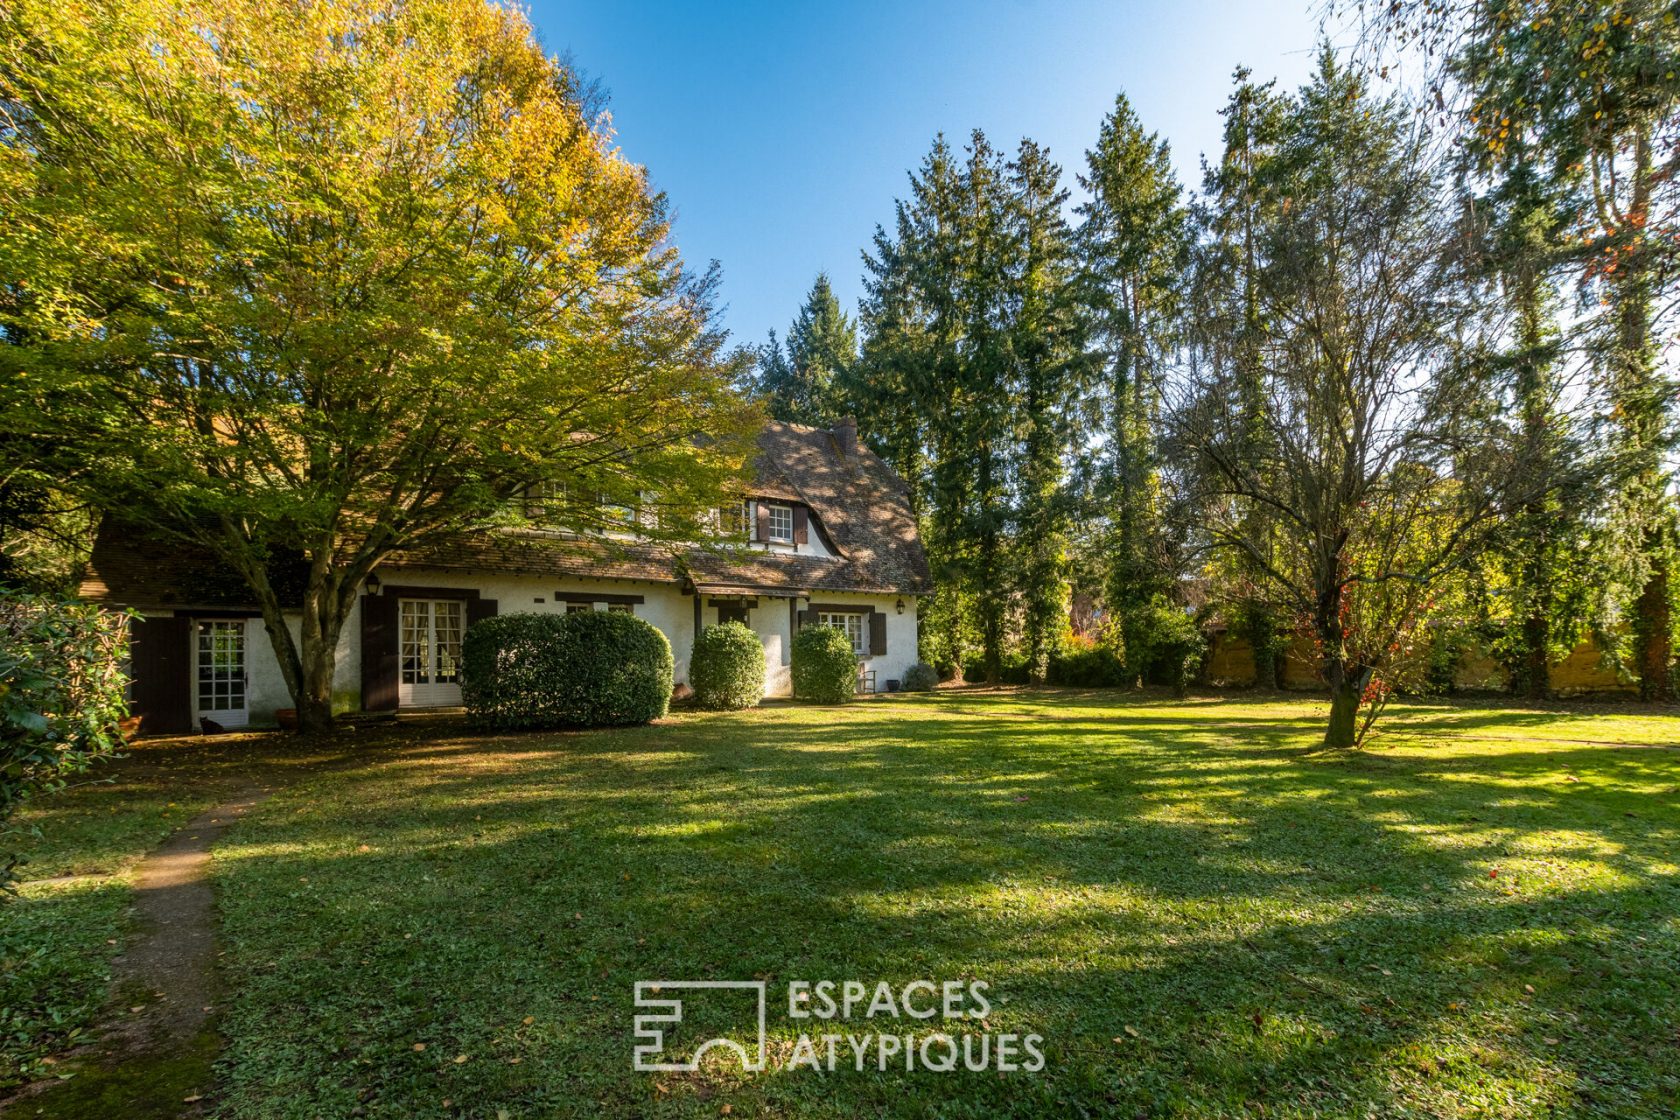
199,691,1679,1119
0,731,380,1092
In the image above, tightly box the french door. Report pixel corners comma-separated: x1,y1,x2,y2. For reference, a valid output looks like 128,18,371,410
398,598,465,707
195,619,249,728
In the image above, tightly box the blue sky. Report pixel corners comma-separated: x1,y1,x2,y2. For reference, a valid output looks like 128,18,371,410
525,0,1333,350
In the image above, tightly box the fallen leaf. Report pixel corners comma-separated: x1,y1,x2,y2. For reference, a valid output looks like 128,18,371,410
522,1016,534,1025
182,1095,203,1103
1123,1025,1140,1038
454,1053,469,1064
412,1043,426,1052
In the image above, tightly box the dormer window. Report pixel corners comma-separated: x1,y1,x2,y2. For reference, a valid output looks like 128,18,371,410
767,504,794,544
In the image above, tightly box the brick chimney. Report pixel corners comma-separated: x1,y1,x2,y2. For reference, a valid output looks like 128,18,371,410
834,415,858,458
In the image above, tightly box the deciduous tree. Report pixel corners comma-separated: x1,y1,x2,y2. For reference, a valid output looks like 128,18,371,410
1,0,755,731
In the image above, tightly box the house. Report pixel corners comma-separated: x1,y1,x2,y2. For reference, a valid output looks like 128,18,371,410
79,418,931,732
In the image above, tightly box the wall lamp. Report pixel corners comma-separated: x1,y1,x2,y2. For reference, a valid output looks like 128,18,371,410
895,598,905,615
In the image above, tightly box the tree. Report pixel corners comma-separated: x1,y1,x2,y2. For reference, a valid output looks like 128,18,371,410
1077,95,1191,684
1,0,756,731
1007,139,1084,683
1174,54,1514,748
860,132,1019,680
1190,72,1293,688
1353,0,1680,698
755,274,858,427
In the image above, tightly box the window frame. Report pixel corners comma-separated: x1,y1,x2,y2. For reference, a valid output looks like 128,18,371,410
818,611,867,656
767,503,795,544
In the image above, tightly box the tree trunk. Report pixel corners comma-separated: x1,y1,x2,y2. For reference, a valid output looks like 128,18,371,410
1324,671,1360,750
1613,127,1672,703
1636,530,1672,703
1522,608,1550,702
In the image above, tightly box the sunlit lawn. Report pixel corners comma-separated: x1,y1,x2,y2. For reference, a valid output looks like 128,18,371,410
190,691,1680,1118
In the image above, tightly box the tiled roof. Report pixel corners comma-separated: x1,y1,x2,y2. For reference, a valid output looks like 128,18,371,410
80,421,931,608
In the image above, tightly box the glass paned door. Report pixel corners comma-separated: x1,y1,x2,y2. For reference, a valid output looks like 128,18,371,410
195,619,249,728
397,599,465,706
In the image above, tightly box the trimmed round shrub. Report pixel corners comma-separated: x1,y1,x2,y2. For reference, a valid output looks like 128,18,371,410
461,610,672,729
902,662,938,692
791,625,857,704
689,622,764,710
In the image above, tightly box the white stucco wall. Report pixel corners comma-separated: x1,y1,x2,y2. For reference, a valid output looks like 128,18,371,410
144,580,921,720
141,609,359,728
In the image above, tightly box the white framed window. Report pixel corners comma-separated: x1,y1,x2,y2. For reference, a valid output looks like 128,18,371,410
768,504,794,543
400,599,463,685
607,602,633,614
819,612,866,656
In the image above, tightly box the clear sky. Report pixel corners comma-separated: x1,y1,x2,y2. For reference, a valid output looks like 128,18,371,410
524,0,1334,351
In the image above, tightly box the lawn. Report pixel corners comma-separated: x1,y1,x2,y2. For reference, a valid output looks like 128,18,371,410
10,690,1680,1118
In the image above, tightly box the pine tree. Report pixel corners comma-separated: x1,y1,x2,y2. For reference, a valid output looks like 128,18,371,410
1077,94,1189,682
1007,139,1083,683
754,275,857,427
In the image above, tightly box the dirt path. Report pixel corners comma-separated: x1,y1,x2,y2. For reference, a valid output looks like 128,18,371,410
0,786,278,1120
117,787,271,1049
0,723,446,1120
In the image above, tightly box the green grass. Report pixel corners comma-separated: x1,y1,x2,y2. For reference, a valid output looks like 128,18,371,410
0,731,378,1092
192,692,1680,1119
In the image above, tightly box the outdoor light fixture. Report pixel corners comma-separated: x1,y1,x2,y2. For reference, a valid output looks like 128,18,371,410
365,572,381,594
895,598,905,615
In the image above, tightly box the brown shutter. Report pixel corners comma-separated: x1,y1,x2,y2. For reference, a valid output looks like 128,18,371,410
798,609,818,629
467,597,497,630
130,615,193,733
361,594,399,711
754,501,769,543
793,506,809,545
868,610,887,656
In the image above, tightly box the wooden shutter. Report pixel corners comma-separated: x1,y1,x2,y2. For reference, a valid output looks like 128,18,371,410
754,501,769,543
467,597,497,630
798,608,818,629
361,594,399,711
130,615,192,733
793,506,809,545
868,610,888,656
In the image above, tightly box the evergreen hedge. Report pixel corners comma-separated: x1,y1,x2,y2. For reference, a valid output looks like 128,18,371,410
1,594,130,891
461,611,672,730
791,625,857,704
689,622,764,710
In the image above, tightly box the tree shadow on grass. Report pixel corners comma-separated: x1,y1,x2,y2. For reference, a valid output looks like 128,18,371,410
203,701,1680,1118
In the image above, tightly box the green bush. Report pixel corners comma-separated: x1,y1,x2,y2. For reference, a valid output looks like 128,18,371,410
1,594,129,892
902,662,939,692
461,610,672,730
791,625,857,704
1049,642,1129,687
689,622,764,710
